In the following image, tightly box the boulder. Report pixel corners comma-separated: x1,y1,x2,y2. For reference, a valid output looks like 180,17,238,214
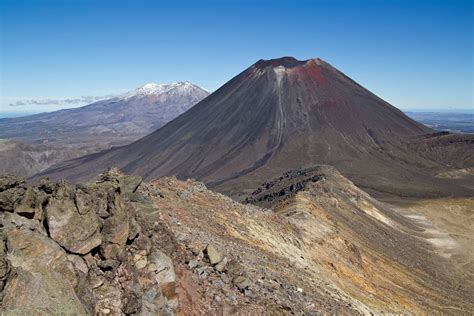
119,175,142,195
93,282,123,315
74,186,94,215
37,177,56,194
128,216,141,241
100,194,129,259
67,254,89,274
46,196,102,255
206,244,223,265
1,211,46,235
133,250,148,269
0,175,24,192
141,285,174,316
233,276,252,292
5,228,77,285
93,168,122,192
0,187,25,212
2,228,85,314
74,185,109,216
1,270,87,315
74,274,97,314
15,187,45,219
148,249,177,303
215,257,228,272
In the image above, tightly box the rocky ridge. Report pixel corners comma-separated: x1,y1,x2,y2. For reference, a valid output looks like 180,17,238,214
1,168,352,314
1,167,472,314
245,166,474,313
0,167,377,314
0,169,181,314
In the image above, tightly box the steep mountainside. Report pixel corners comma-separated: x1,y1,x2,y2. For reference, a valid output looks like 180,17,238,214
38,57,473,198
0,139,92,178
245,166,473,313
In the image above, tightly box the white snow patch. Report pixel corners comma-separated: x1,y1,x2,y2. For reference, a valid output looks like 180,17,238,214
120,82,206,100
274,66,286,86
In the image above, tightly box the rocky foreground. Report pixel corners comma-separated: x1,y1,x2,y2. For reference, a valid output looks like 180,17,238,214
0,167,472,314
1,168,317,314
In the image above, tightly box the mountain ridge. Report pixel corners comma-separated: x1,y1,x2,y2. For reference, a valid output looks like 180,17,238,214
0,82,209,177
37,57,474,198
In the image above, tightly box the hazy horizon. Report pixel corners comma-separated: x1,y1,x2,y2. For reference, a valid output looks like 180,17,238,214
1,104,473,120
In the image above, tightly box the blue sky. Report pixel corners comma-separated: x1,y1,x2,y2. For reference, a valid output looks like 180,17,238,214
0,0,472,114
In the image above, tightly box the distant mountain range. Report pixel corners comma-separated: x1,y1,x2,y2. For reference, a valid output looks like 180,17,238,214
39,57,474,198
0,82,209,176
0,81,209,148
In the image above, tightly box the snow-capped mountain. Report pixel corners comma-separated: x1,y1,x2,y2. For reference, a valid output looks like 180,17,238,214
0,82,210,176
121,82,209,100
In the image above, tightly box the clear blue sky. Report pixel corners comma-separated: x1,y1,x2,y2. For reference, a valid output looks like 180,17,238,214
0,0,472,114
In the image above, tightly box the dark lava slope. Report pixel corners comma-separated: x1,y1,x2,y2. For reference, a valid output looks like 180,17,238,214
39,57,474,198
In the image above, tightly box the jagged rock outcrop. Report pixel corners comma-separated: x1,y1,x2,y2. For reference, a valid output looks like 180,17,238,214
45,182,102,255
2,228,85,314
0,169,178,315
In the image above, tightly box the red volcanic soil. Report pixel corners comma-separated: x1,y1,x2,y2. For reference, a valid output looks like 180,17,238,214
288,59,327,85
38,57,474,199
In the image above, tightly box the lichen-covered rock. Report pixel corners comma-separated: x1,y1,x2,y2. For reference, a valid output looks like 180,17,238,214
93,168,122,191
1,211,46,235
2,270,87,315
0,187,25,212
2,228,85,314
5,229,77,285
119,175,142,195
75,184,109,216
0,175,24,192
74,185,95,215
15,187,45,220
46,195,102,255
0,170,186,315
100,194,129,259
128,216,141,241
